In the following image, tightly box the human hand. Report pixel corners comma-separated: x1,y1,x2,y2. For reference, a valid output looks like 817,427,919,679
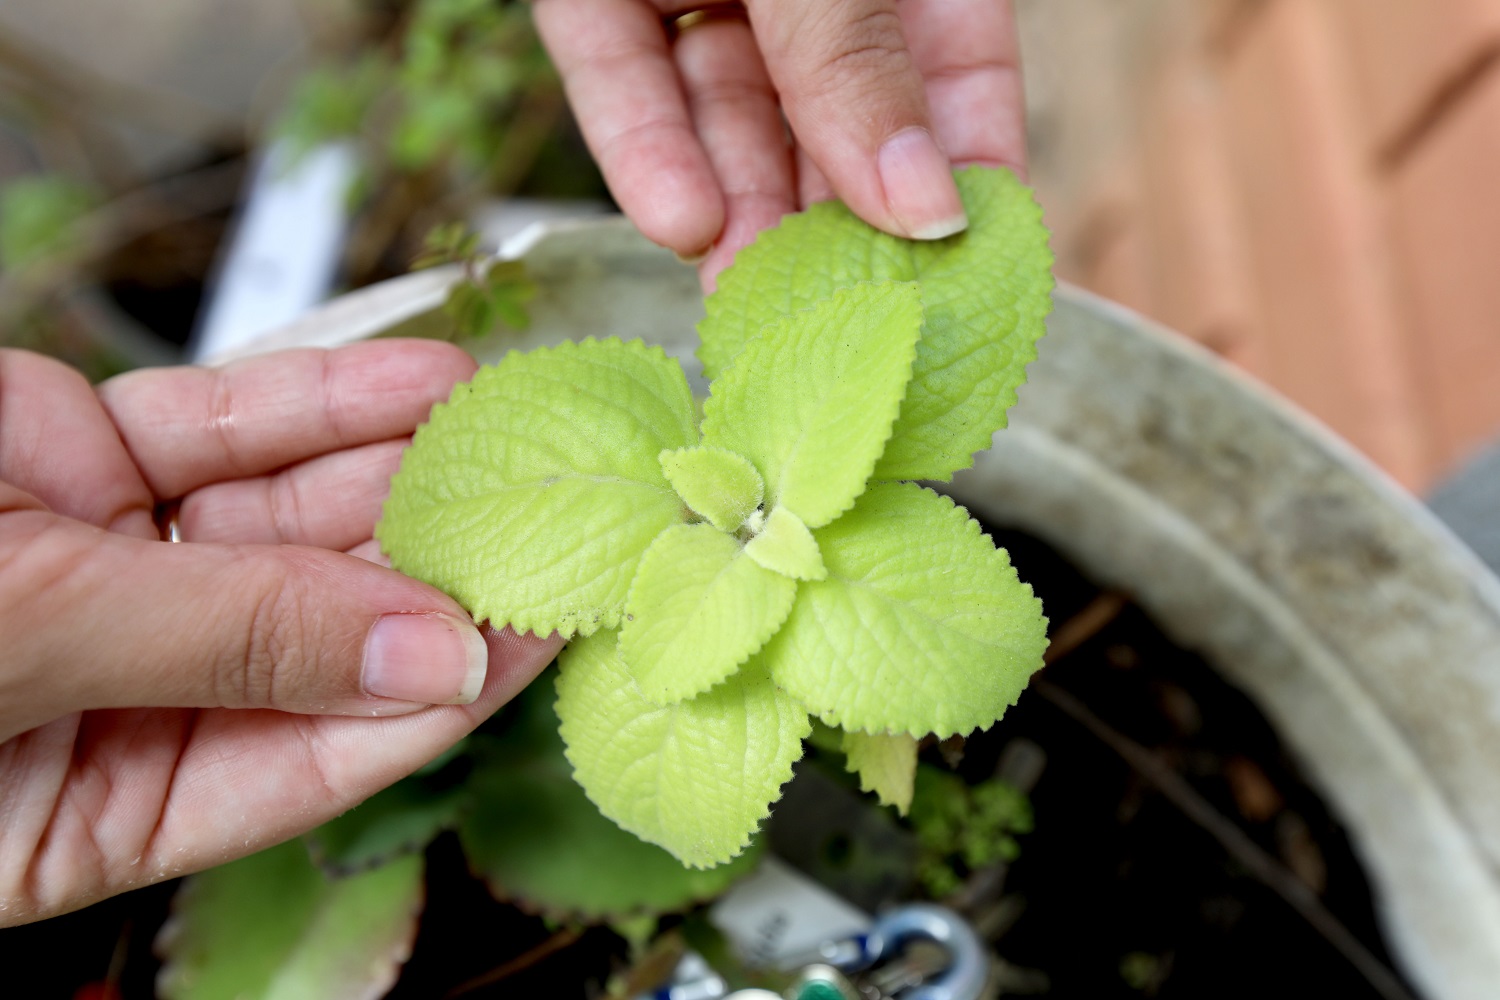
533,0,1026,287
0,341,563,925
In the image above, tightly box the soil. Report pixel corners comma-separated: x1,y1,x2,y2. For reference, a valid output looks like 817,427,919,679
0,527,1419,999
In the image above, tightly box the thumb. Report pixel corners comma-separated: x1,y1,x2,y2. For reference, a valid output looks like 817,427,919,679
0,506,552,739
749,0,967,239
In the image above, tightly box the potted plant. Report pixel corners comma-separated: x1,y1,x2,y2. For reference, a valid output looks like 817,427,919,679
141,173,1500,999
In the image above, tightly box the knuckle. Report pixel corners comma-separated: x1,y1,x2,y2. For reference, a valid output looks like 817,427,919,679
226,564,313,708
205,367,241,470
802,6,913,94
266,474,304,545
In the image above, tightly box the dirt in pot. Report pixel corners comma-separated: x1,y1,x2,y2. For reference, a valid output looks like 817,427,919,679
928,526,1422,1000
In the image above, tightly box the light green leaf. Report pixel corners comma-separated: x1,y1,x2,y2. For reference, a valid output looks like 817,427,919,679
558,629,811,867
377,338,696,637
762,483,1047,738
842,730,919,815
157,840,422,1000
698,167,1054,482
460,679,760,920
700,281,922,529
620,524,797,704
743,505,825,581
660,444,764,533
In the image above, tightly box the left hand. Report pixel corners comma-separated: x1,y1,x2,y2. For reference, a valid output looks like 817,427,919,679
0,341,562,924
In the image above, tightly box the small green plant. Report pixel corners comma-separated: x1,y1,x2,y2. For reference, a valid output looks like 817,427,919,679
410,221,537,340
377,166,1054,867
909,764,1035,897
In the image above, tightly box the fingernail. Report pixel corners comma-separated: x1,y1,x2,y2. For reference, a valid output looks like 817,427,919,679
877,127,968,240
362,613,487,705
675,246,711,266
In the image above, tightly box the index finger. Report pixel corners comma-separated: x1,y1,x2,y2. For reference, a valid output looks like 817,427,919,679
97,340,476,499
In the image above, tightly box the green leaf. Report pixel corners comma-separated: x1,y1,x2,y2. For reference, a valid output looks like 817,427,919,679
442,259,536,340
842,730,918,815
743,505,825,581
698,167,1054,482
762,483,1047,738
273,55,388,159
412,221,482,270
0,175,98,271
378,338,696,637
305,773,468,877
659,445,764,533
700,281,923,529
909,764,1032,896
157,840,422,1000
558,630,810,867
619,524,797,704
461,683,760,920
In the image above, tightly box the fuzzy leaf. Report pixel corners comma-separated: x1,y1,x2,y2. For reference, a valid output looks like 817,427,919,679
762,483,1047,738
460,681,760,920
698,167,1053,482
700,281,923,528
558,630,810,867
377,338,696,637
842,730,919,815
157,840,422,1000
743,505,825,581
620,524,797,704
660,445,764,533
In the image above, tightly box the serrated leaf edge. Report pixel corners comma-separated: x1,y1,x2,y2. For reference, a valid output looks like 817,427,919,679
872,172,1055,483
771,484,1048,740
556,659,811,868
378,336,696,640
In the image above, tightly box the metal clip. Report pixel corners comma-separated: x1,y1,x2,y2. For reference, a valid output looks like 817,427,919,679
817,903,988,1000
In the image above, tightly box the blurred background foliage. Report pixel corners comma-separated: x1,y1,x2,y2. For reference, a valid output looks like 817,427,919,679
0,0,605,381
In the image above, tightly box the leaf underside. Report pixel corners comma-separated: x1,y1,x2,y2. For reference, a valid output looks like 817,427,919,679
377,338,696,637
306,776,467,877
619,523,797,704
557,629,811,868
698,167,1055,482
157,840,422,1000
761,482,1048,738
701,280,924,529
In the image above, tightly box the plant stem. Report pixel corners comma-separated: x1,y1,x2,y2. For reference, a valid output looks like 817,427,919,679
444,925,584,998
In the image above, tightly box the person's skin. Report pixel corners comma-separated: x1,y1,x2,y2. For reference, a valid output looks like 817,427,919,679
533,0,1027,287
0,342,563,924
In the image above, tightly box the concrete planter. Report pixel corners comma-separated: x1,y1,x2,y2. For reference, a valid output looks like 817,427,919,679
224,218,1500,1000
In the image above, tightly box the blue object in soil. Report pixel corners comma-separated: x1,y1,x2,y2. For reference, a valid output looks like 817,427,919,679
820,903,987,1000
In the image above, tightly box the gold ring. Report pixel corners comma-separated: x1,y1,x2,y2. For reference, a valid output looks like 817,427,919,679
665,2,748,40
154,500,183,543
